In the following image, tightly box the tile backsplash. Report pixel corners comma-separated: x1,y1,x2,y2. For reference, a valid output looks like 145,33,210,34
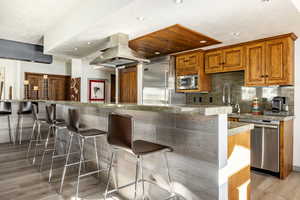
186,72,294,115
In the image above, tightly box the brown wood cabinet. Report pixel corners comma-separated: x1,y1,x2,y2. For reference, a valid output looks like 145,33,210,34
25,72,70,100
203,33,296,86
245,42,266,86
205,46,245,73
245,36,295,86
204,50,223,73
176,52,200,75
175,50,211,93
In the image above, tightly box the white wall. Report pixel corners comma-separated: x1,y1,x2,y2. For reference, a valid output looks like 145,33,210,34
81,60,113,103
294,40,300,167
71,59,114,103
0,57,70,99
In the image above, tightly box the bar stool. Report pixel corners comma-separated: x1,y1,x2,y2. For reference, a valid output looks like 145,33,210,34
54,108,107,198
104,113,176,200
16,101,38,144
0,102,13,144
26,103,47,165
39,104,67,172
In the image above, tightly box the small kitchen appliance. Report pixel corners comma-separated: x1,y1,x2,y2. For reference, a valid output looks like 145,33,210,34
272,96,288,113
176,74,198,90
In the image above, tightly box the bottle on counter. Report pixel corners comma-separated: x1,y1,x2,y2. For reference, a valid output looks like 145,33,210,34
251,97,261,115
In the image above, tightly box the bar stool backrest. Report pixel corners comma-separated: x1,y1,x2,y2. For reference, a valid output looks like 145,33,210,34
0,102,12,115
68,109,80,133
108,113,133,150
45,105,55,124
32,104,39,121
18,101,37,115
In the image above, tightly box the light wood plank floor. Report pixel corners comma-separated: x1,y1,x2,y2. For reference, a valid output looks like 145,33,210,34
0,142,300,200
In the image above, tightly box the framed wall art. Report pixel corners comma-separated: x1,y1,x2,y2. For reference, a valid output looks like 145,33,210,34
88,79,105,101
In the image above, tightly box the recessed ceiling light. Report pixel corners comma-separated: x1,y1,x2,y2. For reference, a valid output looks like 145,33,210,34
174,0,183,4
74,47,78,51
231,32,240,37
200,40,207,44
155,51,161,55
136,17,145,21
87,42,91,45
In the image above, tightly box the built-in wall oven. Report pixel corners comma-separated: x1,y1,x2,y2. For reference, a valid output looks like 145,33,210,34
176,74,198,90
239,119,280,173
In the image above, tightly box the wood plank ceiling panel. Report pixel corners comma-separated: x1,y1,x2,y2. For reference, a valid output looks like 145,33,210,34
129,24,221,58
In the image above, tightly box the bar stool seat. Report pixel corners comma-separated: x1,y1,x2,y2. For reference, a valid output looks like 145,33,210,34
132,140,173,156
76,129,107,137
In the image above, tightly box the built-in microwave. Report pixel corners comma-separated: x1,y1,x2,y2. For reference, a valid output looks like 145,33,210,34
176,75,198,90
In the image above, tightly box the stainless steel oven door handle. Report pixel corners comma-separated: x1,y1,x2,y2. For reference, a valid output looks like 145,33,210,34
254,124,278,129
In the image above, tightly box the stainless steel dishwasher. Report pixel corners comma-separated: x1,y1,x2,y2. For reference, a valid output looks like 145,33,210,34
239,118,280,173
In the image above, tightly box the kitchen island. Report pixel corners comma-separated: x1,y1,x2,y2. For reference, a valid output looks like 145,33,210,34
2,100,256,200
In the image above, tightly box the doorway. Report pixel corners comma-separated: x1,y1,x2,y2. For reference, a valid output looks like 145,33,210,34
119,66,137,103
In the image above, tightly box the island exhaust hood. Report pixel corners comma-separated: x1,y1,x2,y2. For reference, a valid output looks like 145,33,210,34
90,33,150,67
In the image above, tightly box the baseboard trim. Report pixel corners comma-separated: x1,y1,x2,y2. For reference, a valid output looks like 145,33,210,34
293,166,300,172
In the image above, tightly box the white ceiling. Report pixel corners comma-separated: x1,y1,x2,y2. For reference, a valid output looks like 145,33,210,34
0,0,299,58
0,0,81,44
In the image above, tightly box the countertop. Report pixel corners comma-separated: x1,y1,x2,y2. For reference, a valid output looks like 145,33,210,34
228,121,254,136
229,113,295,121
5,100,233,116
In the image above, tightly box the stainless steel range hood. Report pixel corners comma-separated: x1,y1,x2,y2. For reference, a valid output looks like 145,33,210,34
90,33,150,67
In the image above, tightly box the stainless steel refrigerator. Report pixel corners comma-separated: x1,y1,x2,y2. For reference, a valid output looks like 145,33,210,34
142,56,186,105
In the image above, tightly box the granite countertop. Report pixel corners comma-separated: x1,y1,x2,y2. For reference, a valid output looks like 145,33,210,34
228,121,254,136
229,113,295,121
5,100,233,116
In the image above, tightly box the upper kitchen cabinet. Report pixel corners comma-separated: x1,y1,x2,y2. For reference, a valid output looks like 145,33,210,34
265,38,294,85
176,52,200,75
175,50,211,93
245,34,296,86
204,50,223,73
205,46,245,73
245,42,266,86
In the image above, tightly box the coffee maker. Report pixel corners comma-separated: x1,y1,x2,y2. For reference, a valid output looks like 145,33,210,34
272,96,288,113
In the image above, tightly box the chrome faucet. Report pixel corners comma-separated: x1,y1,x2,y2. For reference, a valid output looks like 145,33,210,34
234,103,241,114
222,83,231,105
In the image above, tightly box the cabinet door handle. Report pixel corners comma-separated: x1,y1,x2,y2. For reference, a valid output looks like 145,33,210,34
265,75,269,78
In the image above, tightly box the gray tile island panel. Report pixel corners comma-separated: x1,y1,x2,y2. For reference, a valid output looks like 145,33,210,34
51,102,229,200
